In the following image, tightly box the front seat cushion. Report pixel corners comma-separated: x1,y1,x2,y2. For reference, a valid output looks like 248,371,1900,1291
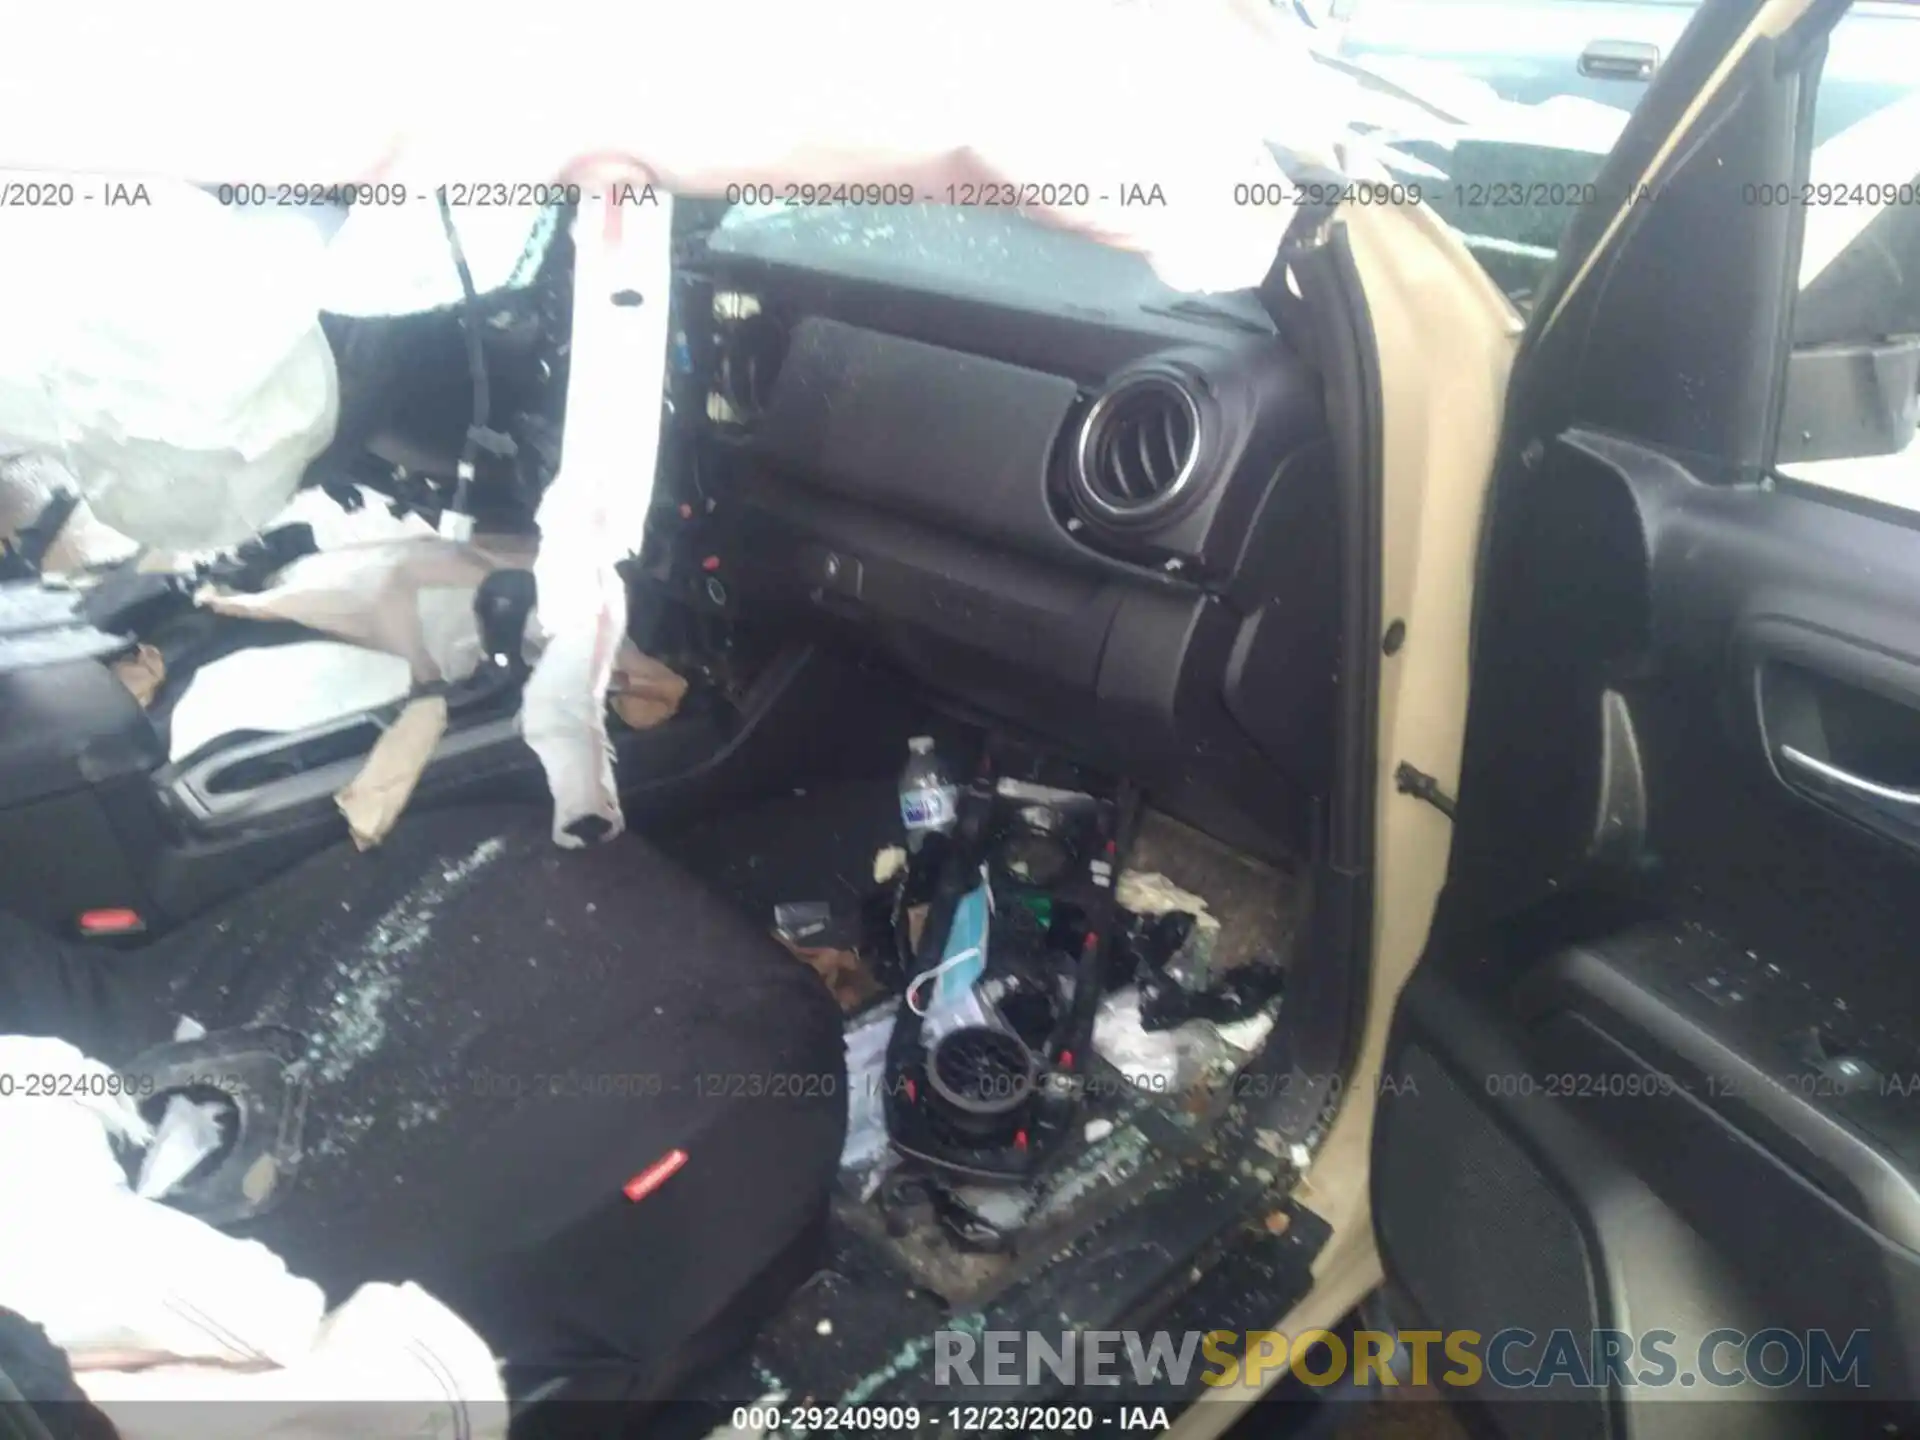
7,805,847,1391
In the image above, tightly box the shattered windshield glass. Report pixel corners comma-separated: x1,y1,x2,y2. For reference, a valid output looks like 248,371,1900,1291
702,35,1633,314
707,203,1280,329
705,3,1917,315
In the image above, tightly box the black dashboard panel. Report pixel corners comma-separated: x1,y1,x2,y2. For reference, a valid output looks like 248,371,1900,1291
754,318,1083,560
676,207,1337,856
729,480,1122,694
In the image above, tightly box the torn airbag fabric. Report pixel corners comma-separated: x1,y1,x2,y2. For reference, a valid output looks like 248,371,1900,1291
0,177,338,551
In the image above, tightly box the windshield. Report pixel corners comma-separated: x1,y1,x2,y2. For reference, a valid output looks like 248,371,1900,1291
1316,59,1632,307
705,1,1919,314
701,20,1626,312
1283,0,1920,305
707,202,1280,331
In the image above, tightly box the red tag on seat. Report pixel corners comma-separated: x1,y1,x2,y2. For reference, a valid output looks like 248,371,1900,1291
622,1148,688,1202
78,908,145,936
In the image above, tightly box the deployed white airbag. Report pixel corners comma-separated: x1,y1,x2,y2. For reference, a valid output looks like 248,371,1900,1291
0,1035,507,1439
0,0,1335,843
195,538,507,685
522,190,675,846
323,203,561,317
0,176,338,552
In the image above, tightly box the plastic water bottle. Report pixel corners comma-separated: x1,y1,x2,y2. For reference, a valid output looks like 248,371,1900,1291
899,736,958,852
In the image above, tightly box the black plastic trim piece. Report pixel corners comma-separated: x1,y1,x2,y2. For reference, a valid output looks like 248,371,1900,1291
1248,224,1383,1141
1393,762,1457,821
1775,338,1920,465
1522,938,1920,1252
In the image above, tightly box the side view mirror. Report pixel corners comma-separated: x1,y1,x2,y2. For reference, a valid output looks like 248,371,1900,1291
1783,197,1920,466
1776,337,1920,466
1782,92,1920,465
1795,202,1920,349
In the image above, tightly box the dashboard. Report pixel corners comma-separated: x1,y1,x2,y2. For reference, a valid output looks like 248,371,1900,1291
667,205,1340,859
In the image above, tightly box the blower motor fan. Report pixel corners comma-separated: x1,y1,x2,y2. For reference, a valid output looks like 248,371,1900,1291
923,1024,1038,1148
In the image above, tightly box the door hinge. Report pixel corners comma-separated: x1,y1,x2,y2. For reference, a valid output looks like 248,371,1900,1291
1394,762,1457,820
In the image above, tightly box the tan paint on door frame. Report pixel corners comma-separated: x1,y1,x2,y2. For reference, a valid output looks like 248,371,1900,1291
1176,1,1815,1424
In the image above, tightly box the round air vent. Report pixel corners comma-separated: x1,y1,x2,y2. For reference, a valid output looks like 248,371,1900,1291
1072,373,1204,524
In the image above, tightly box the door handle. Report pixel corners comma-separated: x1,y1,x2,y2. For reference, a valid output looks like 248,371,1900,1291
1579,39,1659,81
1778,744,1920,806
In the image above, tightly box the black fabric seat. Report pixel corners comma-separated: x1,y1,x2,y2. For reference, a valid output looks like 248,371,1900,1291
0,804,847,1399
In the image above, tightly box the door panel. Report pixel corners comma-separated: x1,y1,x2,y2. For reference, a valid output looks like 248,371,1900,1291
1371,1,1920,1434
1379,433,1920,1437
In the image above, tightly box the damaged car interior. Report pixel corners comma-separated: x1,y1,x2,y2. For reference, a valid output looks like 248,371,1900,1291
4,0,1919,1435
0,168,1366,1429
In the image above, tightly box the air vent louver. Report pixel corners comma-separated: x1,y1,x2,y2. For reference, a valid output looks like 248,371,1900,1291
1072,374,1202,522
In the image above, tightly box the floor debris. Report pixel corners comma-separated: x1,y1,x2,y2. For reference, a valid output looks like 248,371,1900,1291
134,1016,223,1202
777,939,883,1013
772,900,834,946
871,845,907,885
1116,869,1219,927
838,1319,982,1408
610,640,688,730
111,643,166,707
840,1008,897,1171
1125,809,1301,971
134,1093,225,1202
1033,1120,1156,1217
1091,985,1276,1095
1138,949,1286,1031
